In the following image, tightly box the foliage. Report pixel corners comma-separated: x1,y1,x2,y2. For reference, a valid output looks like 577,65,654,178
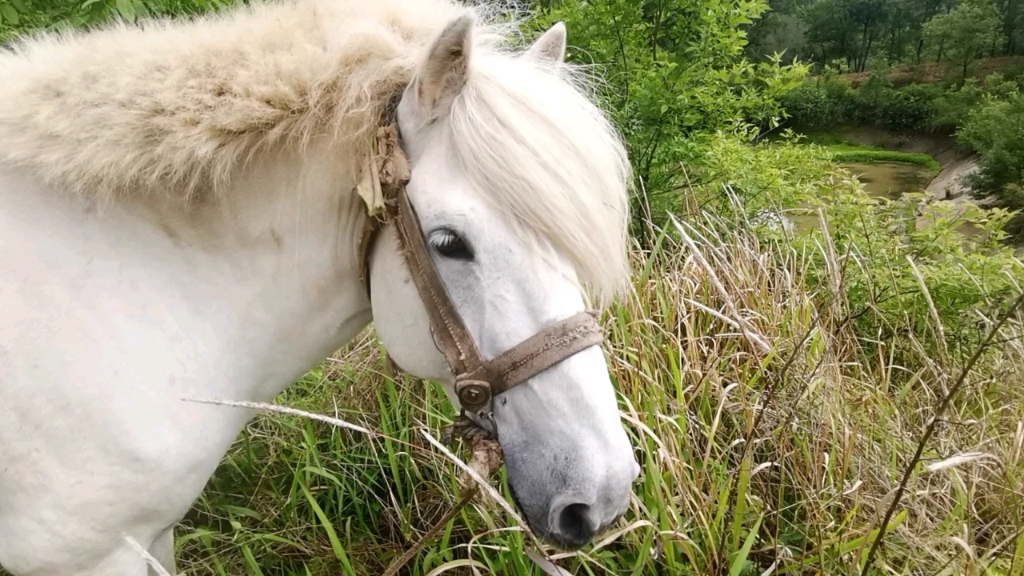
931,73,1020,128
525,0,809,232
798,166,1024,360
781,70,1024,137
922,0,1005,78
777,74,861,127
957,90,1024,233
874,85,939,131
0,0,236,43
744,6,807,63
747,0,1023,74
680,131,838,218
778,74,940,131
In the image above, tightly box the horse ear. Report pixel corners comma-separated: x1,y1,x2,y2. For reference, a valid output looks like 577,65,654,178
413,13,474,121
524,22,566,64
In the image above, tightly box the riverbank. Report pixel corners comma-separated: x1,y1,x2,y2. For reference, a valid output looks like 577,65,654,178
835,127,983,200
793,127,981,202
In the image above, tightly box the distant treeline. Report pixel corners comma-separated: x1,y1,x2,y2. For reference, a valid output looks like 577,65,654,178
746,0,1015,75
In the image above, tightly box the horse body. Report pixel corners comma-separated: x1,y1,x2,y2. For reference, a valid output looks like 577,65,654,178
0,146,371,574
0,1,639,574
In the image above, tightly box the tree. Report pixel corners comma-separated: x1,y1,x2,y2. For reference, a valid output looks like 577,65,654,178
922,0,1004,78
745,0,811,63
528,0,807,232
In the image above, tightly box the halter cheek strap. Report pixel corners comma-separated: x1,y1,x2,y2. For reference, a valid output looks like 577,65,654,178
358,123,604,432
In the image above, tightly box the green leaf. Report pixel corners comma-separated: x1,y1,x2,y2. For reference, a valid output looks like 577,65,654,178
240,544,265,576
298,478,355,575
115,0,135,21
219,504,263,521
10,0,26,12
0,4,19,25
728,514,762,576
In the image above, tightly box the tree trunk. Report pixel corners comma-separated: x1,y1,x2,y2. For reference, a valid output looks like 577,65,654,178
862,31,875,71
1005,0,1018,54
859,21,870,71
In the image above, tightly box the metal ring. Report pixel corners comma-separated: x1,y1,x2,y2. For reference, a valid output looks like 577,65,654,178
455,379,492,412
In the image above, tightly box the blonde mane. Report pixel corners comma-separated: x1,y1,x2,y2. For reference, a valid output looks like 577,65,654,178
0,0,631,301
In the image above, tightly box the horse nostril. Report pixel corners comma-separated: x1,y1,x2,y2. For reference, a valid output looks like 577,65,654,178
556,502,596,548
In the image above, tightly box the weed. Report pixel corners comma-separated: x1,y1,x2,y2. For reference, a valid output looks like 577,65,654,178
172,186,1024,575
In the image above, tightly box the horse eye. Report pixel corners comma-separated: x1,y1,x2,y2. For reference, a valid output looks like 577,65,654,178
430,228,474,261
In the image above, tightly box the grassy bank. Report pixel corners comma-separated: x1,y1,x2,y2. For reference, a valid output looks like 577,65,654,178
765,131,943,174
825,144,942,174
173,185,1024,575
783,131,943,174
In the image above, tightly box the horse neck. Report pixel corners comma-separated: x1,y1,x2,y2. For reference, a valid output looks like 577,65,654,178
31,143,370,402
172,145,374,400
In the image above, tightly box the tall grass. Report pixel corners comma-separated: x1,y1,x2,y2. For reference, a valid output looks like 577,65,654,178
173,189,1024,575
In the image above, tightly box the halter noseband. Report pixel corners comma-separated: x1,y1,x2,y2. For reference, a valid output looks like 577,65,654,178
357,123,604,435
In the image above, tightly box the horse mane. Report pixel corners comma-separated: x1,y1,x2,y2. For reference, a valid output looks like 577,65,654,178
0,0,631,302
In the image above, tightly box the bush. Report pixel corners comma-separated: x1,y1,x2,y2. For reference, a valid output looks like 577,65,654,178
531,0,808,235
798,175,1024,362
872,83,940,132
932,74,1021,130
780,72,1024,135
694,134,1024,361
778,76,859,128
780,79,937,132
957,91,1024,234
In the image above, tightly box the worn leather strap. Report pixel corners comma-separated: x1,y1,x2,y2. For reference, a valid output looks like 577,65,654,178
394,186,482,376
456,310,603,398
361,122,605,424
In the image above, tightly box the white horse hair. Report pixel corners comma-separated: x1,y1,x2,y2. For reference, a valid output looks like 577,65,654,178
0,0,640,574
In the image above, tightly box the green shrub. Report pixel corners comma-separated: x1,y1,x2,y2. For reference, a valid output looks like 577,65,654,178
780,73,1024,136
532,0,808,233
957,91,1024,235
932,74,1021,130
677,133,1021,364
931,79,987,130
780,79,936,132
778,76,858,128
874,83,940,132
679,130,837,222
796,169,1024,363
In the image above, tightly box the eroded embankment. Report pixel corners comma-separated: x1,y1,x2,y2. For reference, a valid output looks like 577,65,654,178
838,126,981,203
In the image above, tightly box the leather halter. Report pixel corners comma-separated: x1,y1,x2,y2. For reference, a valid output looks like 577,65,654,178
357,123,604,434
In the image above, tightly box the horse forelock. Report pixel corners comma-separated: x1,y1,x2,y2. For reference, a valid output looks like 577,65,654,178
440,55,632,304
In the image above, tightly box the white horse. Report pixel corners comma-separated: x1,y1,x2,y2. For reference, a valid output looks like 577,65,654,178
0,0,639,574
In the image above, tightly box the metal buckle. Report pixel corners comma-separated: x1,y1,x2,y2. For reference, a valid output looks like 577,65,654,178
455,378,492,413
